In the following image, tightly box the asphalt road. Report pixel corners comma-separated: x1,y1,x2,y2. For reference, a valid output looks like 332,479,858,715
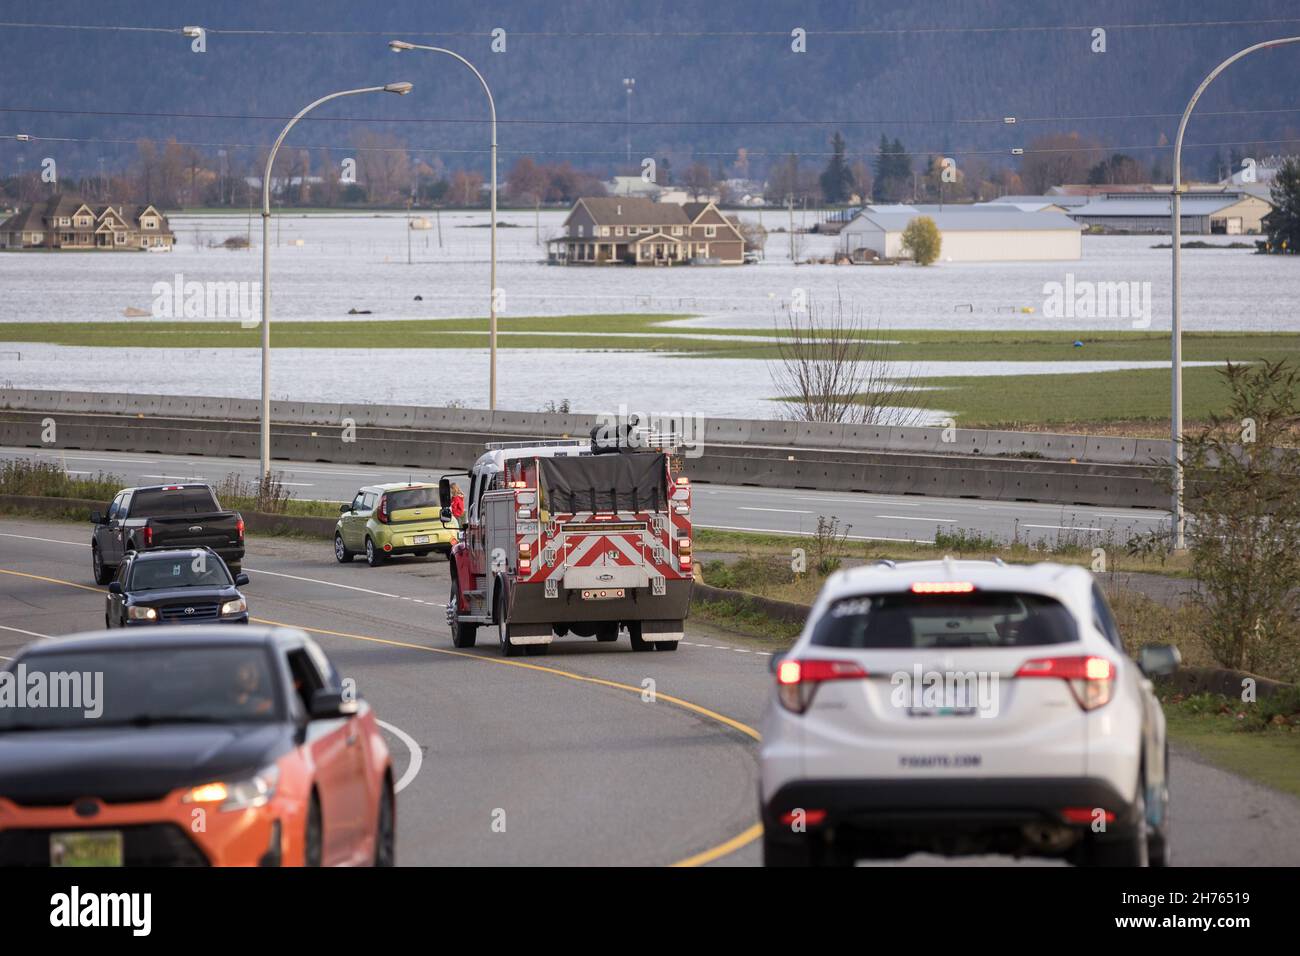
3,515,1299,867
1,445,1169,545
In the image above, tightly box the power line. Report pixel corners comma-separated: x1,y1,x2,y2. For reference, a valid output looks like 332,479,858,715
5,104,1300,128
4,131,1297,160
2,18,1300,38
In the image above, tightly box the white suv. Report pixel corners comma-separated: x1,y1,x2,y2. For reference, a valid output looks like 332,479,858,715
759,559,1179,867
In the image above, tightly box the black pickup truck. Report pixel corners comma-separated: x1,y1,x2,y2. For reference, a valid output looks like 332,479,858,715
91,483,245,585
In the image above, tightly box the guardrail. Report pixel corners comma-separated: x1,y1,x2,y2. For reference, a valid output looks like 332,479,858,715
0,389,1171,509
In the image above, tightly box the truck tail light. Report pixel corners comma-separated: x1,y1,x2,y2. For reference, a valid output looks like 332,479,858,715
376,495,389,524
1015,655,1115,710
678,537,691,554
236,518,245,542
776,658,868,714
141,527,153,548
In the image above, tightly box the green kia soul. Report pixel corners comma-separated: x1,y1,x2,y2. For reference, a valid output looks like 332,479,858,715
335,482,459,567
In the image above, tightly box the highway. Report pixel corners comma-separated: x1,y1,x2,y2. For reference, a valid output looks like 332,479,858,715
2,514,1298,867
0,445,1169,546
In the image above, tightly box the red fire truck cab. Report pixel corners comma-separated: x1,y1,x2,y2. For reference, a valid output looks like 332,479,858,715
445,436,693,656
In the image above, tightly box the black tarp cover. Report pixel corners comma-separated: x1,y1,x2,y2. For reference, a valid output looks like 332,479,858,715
539,453,668,515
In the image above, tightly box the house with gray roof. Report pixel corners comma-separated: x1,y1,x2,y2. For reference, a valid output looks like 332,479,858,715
0,194,174,251
549,196,744,265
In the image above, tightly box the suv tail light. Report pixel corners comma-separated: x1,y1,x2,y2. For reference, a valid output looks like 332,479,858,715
376,495,389,524
1015,655,1115,710
776,658,868,714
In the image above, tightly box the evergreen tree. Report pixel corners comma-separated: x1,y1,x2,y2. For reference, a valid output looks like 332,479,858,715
819,132,854,204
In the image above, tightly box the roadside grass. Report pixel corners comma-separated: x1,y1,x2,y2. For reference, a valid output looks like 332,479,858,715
0,458,342,517
1159,690,1300,799
694,526,1193,577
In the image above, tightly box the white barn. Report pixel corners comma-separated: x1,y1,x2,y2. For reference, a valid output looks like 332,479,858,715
839,206,1083,262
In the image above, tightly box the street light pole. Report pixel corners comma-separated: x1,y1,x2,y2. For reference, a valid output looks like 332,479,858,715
1169,36,1299,550
389,40,499,409
260,82,413,483
623,78,635,164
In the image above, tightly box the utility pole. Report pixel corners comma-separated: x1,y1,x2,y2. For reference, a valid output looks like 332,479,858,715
788,194,795,262
623,78,636,164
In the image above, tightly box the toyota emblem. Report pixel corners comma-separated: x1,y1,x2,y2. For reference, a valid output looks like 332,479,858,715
184,607,195,615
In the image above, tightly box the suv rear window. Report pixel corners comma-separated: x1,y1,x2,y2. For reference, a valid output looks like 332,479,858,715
386,488,439,511
131,487,219,516
811,591,1078,649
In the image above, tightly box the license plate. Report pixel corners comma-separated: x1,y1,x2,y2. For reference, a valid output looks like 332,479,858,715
50,830,123,867
907,707,977,718
411,535,430,545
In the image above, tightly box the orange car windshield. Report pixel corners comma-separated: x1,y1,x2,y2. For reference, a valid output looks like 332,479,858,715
0,647,284,731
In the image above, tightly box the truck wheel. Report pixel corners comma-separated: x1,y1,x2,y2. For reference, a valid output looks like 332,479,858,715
595,624,619,642
449,575,477,648
525,644,549,657
627,622,653,652
497,595,525,657
334,534,355,563
654,640,679,652
365,537,386,567
92,546,113,586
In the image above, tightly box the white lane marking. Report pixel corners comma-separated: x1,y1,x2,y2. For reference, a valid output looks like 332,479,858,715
377,719,423,794
738,507,812,514
1022,524,1105,533
874,515,957,523
1097,513,1163,521
0,624,53,640
244,568,401,599
756,651,773,657
697,524,933,545
795,496,917,506
0,531,87,548
276,482,315,487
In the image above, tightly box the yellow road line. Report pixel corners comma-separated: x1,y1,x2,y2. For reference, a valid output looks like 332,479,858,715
0,567,102,593
0,565,763,866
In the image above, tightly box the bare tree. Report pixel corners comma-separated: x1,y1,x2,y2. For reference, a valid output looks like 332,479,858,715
770,296,925,425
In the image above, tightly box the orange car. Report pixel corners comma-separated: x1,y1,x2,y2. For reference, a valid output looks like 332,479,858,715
0,625,394,867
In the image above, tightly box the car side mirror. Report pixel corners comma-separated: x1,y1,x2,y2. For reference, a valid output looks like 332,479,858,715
339,503,351,513
1138,644,1181,679
107,581,122,594
234,573,250,587
439,477,451,507
308,688,358,720
769,652,785,675
90,510,103,524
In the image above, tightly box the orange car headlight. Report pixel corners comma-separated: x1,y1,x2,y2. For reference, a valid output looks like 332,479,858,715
183,764,279,812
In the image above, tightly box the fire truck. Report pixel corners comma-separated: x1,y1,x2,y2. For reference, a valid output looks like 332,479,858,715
444,431,693,656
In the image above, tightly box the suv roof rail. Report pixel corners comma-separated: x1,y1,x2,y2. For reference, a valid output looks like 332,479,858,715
874,559,896,568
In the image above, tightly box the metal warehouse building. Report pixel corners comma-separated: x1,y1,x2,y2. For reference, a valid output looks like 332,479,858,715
839,206,1083,262
1066,191,1272,234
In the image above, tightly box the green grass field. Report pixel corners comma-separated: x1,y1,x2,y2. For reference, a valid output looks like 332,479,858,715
4,316,1295,427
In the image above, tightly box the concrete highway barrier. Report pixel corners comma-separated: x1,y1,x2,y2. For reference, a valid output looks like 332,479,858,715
0,389,1175,509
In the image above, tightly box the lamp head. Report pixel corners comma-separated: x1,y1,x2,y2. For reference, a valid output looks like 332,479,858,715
384,81,414,95
388,39,415,52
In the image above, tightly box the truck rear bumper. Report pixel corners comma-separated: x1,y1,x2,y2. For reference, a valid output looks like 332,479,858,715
507,578,692,626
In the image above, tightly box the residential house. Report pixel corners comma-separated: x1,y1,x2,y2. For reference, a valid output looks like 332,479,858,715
549,197,745,265
0,195,174,250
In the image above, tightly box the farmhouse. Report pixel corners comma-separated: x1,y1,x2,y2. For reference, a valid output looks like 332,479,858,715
839,206,1082,262
0,195,174,250
548,197,745,265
